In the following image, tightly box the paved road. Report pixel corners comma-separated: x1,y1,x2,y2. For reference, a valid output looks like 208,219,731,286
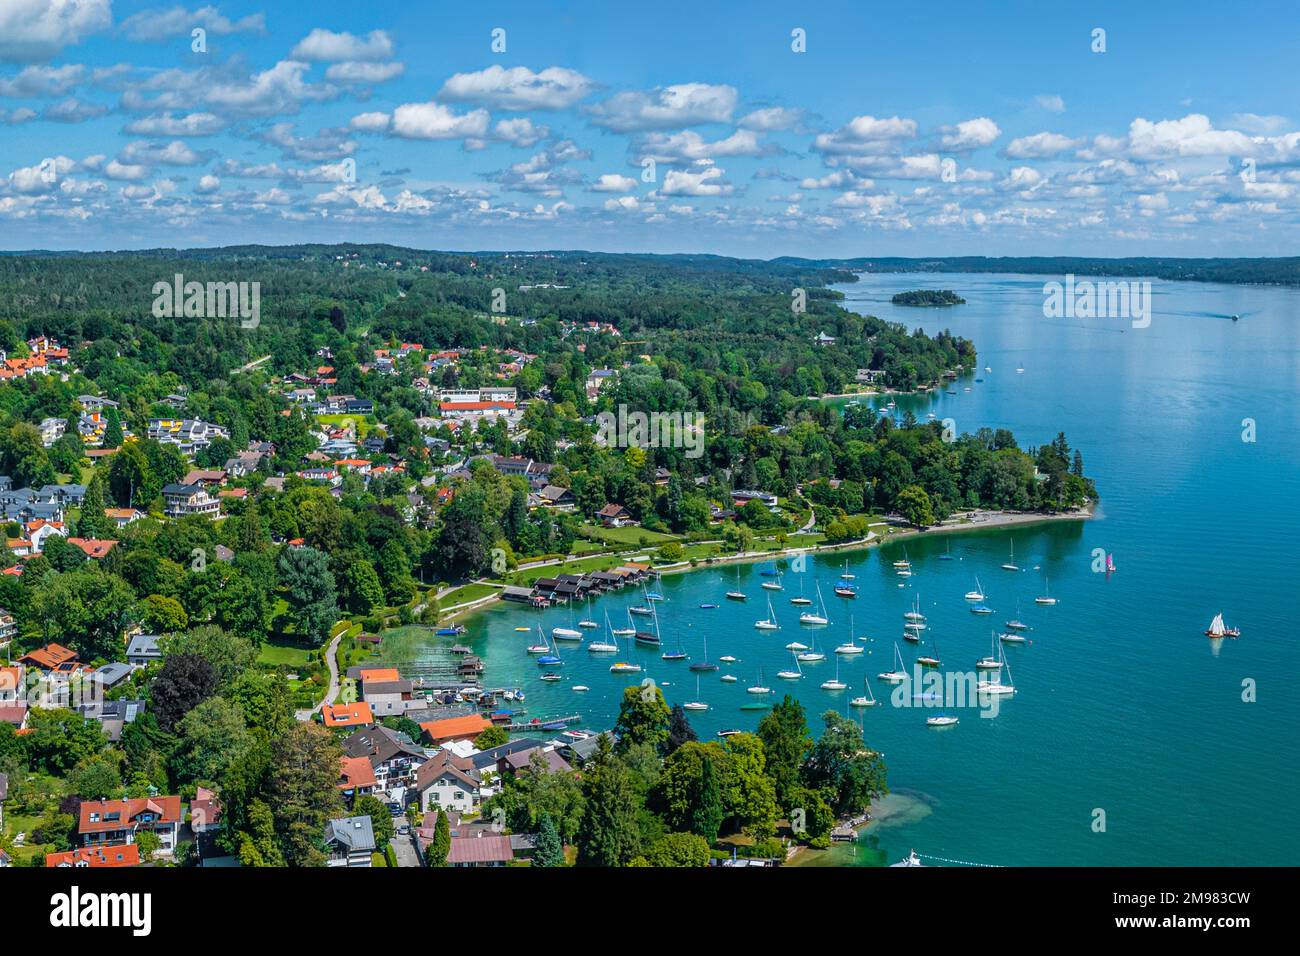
293,630,344,721
391,827,422,867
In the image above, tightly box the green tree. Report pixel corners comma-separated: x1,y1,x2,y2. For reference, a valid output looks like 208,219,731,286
276,545,339,643
576,736,643,866
613,683,671,754
427,809,451,867
692,756,724,843
76,472,113,540
266,722,343,867
473,725,509,750
801,711,889,817
894,484,936,528
757,695,812,808
643,831,711,867
533,813,564,867
139,593,189,633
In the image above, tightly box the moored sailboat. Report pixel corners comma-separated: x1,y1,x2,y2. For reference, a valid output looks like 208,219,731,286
1205,613,1241,638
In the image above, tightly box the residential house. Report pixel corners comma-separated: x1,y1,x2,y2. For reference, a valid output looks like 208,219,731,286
503,746,573,777
104,507,143,529
322,701,374,730
535,484,574,509
78,795,183,853
162,483,221,519
19,643,78,673
190,787,222,834
66,537,117,560
338,756,379,803
147,418,229,454
359,669,419,717
0,609,15,647
46,844,141,868
181,469,227,488
38,417,66,447
414,750,483,813
323,816,375,867
419,713,492,747
595,503,634,527
342,725,428,789
77,699,145,742
126,634,163,666
446,833,514,868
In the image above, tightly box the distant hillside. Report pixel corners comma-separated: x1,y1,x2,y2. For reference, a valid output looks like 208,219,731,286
773,255,1300,287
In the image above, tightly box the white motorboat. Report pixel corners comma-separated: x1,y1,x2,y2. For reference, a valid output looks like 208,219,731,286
927,715,959,727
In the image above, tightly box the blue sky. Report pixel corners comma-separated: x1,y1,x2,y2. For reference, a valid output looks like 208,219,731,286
3,0,1300,256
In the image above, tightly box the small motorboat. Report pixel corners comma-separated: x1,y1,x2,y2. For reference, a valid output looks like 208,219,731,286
699,603,719,609
927,715,959,727
610,661,642,673
539,672,563,682
915,654,940,667
683,701,709,712
717,729,742,738
572,685,590,692
720,674,738,683
969,604,994,615
436,625,466,636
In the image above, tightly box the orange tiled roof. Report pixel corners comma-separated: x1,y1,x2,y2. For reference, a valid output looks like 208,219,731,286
322,701,374,728
46,844,141,868
359,667,400,683
338,755,378,790
18,643,77,670
66,538,118,559
419,713,492,742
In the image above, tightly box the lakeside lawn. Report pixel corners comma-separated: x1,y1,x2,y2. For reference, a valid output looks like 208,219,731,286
438,582,500,607
578,524,680,548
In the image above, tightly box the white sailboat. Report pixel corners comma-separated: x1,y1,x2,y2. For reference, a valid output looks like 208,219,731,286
964,576,986,601
611,610,636,637
850,675,877,708
683,674,709,711
903,594,926,622
577,596,598,628
820,657,847,691
526,623,551,655
725,565,746,601
747,667,772,694
799,582,829,626
755,594,780,630
797,632,826,662
1000,540,1019,571
927,715,959,727
720,673,739,683
608,627,642,673
977,653,1016,696
761,571,784,591
976,630,1003,670
791,577,813,606
878,642,909,683
1034,576,1058,605
839,558,855,581
777,652,803,681
552,604,583,641
835,614,864,655
587,611,619,653
1205,613,1241,638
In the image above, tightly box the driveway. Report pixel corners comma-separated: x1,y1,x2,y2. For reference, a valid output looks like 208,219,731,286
391,827,422,867
293,630,344,721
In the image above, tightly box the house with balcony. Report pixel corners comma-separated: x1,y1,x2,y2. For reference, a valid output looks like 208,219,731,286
323,816,375,867
78,795,183,853
162,483,221,519
342,725,429,790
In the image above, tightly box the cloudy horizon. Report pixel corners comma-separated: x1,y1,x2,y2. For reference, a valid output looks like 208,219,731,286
3,0,1299,258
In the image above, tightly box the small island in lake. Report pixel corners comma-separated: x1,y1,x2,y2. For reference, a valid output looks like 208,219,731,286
892,289,966,306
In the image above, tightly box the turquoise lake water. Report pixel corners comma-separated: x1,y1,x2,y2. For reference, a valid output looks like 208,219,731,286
393,273,1300,866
